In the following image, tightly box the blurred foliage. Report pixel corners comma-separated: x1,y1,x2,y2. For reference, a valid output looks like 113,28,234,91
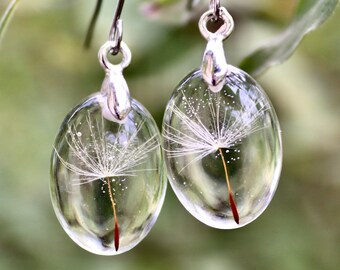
0,0,339,270
240,0,339,76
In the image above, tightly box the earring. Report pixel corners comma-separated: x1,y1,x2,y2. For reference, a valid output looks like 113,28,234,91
50,0,166,255
162,1,282,229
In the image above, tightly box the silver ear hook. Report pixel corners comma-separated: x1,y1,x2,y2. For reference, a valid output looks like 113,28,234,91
109,0,125,55
200,4,234,92
99,0,132,122
210,0,220,20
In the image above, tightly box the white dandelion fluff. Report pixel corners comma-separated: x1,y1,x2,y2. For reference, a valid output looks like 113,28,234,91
163,88,269,168
55,112,160,186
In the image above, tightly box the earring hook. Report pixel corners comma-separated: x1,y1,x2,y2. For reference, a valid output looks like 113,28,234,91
109,0,125,55
210,0,220,20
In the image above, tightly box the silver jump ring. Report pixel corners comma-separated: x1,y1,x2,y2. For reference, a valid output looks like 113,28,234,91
98,41,131,72
199,7,234,41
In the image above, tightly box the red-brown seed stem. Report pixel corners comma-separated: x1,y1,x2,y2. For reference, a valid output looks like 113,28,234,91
106,178,120,251
229,192,239,224
218,148,240,224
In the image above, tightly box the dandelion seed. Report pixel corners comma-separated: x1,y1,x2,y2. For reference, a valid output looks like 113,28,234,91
163,88,269,224
55,112,160,251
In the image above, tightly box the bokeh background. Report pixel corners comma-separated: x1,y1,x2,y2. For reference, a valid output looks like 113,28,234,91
0,0,339,269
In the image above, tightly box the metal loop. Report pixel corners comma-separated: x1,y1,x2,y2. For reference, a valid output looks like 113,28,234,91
199,7,234,41
99,41,131,72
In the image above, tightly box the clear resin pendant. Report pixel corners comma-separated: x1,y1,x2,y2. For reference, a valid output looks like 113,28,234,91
162,6,282,229
162,66,282,229
51,96,166,255
50,40,166,255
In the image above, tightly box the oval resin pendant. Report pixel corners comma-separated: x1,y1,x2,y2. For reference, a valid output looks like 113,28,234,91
50,93,167,255
162,65,282,229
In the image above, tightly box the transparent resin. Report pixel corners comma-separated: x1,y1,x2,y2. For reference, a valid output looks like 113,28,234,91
50,93,167,255
162,65,282,229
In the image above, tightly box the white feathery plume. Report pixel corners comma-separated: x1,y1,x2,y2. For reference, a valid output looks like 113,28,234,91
163,88,269,169
55,113,159,186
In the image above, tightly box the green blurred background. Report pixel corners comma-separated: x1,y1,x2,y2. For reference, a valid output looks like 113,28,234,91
0,0,339,269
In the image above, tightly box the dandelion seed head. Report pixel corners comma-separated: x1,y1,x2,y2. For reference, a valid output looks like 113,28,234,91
163,81,270,171
55,111,160,186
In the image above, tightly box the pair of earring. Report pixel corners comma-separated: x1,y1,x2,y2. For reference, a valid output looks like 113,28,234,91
50,0,282,256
